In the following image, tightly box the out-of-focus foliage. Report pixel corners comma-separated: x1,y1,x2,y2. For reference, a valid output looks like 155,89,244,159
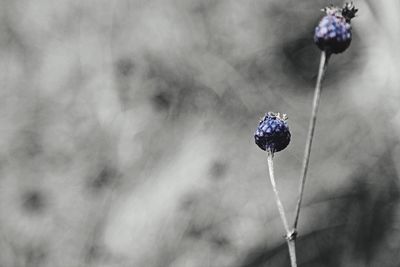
0,0,399,266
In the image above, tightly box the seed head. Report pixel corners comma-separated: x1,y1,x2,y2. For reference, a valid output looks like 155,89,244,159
314,2,358,54
254,112,291,153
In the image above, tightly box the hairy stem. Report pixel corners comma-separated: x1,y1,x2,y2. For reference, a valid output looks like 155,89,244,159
293,50,330,231
267,150,297,267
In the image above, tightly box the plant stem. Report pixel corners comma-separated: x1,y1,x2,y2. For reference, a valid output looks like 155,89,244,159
293,50,330,231
287,239,297,267
266,150,297,267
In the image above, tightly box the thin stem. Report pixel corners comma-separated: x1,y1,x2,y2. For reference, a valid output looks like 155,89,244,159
293,50,330,231
266,150,297,267
267,150,290,234
287,239,297,267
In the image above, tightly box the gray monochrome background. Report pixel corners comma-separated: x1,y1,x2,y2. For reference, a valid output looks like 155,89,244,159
1,0,400,266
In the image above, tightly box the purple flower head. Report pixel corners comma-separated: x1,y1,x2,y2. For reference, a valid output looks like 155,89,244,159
254,112,291,153
314,2,358,54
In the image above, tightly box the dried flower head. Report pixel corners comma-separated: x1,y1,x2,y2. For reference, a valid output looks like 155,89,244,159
314,2,358,54
254,112,291,153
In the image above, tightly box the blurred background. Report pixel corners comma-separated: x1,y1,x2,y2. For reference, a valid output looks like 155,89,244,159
0,0,400,266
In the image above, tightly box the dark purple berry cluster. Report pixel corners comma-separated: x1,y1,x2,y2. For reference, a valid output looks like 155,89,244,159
254,112,291,153
314,3,358,54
